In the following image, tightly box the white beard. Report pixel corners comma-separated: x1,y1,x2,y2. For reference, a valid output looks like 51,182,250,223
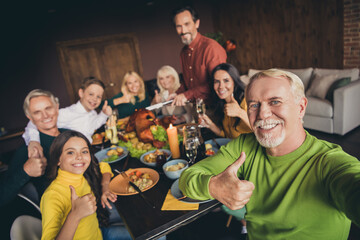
254,119,285,148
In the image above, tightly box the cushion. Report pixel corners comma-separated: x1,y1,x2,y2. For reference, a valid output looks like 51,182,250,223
306,97,333,118
313,68,359,81
306,74,340,99
240,74,250,85
248,69,262,78
280,68,314,90
325,77,351,103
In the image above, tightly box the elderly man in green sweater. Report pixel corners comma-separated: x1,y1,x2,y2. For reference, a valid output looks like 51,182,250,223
179,69,360,240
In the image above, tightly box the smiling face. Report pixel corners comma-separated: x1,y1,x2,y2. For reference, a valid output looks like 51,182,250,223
79,84,104,112
26,96,59,134
174,10,199,45
126,75,141,95
159,73,175,91
213,70,235,102
58,137,91,175
246,76,307,155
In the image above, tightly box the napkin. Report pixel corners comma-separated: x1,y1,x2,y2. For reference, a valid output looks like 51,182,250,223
161,190,199,211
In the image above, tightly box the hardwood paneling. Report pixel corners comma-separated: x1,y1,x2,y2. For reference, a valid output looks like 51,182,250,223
213,0,344,74
57,34,143,103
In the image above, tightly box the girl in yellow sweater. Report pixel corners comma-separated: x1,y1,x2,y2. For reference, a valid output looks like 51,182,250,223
40,130,131,239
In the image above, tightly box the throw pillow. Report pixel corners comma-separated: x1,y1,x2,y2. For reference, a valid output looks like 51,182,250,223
306,74,340,99
325,77,351,103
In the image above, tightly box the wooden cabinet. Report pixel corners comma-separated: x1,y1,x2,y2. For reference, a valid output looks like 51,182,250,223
57,33,143,102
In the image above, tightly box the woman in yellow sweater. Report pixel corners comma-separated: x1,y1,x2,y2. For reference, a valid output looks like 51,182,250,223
199,63,252,139
40,130,131,239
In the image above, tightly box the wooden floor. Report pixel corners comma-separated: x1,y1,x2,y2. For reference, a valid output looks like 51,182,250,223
168,126,360,240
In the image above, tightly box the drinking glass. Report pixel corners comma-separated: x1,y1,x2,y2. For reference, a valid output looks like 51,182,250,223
184,138,198,165
196,98,206,127
183,125,201,164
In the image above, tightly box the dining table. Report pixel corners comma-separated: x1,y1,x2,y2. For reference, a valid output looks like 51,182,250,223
94,128,221,240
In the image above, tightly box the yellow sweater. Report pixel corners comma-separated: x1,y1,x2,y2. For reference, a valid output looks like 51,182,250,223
219,98,252,139
40,162,112,240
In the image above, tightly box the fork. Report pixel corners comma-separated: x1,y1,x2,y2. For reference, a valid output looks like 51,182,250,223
118,170,156,209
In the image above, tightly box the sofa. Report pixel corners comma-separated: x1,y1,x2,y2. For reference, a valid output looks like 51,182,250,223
240,67,360,135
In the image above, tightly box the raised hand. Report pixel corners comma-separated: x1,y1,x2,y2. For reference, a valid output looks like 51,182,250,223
198,114,213,128
27,141,44,158
153,90,161,104
209,152,254,210
102,100,113,116
23,148,47,177
70,185,97,219
224,95,242,118
122,90,133,103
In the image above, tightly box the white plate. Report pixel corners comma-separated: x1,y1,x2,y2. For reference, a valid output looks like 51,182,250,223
170,179,213,204
95,146,128,164
139,149,172,167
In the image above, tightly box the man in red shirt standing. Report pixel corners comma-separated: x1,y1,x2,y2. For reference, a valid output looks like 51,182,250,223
171,6,227,106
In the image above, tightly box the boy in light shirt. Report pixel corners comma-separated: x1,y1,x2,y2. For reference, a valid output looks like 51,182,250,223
23,77,112,157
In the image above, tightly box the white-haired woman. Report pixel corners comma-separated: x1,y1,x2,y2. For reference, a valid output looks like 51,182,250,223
151,65,192,123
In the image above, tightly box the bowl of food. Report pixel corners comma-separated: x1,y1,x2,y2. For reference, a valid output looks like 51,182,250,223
162,159,189,180
140,149,172,167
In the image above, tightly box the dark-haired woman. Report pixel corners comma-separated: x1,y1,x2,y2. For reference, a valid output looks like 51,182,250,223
40,130,131,240
198,63,251,234
199,63,252,138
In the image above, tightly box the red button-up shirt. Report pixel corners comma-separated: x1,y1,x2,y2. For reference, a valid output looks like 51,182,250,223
177,33,227,104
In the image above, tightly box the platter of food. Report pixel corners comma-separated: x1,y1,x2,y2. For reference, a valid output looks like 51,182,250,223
94,146,128,164
109,168,159,196
170,179,213,204
139,149,172,167
204,138,231,156
91,132,109,145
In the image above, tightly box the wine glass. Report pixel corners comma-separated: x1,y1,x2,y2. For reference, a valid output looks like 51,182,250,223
196,98,206,127
183,125,200,164
184,138,198,165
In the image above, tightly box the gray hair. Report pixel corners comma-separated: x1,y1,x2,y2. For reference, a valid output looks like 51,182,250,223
247,68,305,103
156,65,181,94
23,89,59,116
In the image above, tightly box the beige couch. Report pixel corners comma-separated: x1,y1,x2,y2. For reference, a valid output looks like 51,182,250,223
240,68,360,135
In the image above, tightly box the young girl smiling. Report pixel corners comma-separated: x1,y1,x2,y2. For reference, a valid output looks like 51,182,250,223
40,130,130,240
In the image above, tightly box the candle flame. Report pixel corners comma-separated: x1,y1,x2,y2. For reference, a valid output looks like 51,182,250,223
169,124,173,129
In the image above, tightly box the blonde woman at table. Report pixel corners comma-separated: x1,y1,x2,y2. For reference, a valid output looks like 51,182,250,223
198,63,251,234
106,71,150,119
40,130,131,240
151,65,192,124
199,63,252,139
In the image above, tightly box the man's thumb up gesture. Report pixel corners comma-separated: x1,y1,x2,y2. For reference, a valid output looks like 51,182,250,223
209,152,254,210
70,185,97,220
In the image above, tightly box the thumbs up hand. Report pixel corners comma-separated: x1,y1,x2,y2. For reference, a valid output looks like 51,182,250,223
153,90,161,104
70,185,97,220
209,152,254,210
102,100,113,116
224,95,242,118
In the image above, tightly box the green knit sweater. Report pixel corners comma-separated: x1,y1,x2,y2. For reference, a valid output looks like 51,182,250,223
179,131,360,240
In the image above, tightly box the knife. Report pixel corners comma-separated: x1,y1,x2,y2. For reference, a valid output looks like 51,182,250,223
128,181,156,209
145,100,173,111
212,138,221,149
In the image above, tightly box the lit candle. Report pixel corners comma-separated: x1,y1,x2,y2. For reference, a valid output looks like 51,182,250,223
166,124,180,159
